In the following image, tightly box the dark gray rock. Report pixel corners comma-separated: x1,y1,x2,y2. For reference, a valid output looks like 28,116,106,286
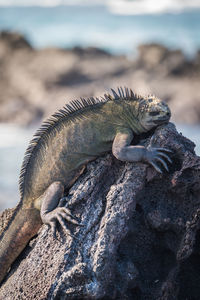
1,123,200,300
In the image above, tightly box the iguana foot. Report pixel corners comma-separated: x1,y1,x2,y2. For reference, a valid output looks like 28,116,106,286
43,207,82,239
40,182,83,239
144,146,173,173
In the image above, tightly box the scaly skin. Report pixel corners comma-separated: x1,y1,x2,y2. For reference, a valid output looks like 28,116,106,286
0,87,172,285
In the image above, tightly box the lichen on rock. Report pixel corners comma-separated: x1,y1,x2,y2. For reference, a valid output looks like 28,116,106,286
1,123,200,300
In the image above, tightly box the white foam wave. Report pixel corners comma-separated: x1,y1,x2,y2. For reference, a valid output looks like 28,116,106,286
1,0,200,13
0,0,109,7
108,0,200,15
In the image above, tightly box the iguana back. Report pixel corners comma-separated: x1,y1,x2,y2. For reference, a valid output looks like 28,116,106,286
20,98,134,204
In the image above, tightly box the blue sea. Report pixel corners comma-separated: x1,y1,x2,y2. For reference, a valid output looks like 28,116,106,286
0,2,200,57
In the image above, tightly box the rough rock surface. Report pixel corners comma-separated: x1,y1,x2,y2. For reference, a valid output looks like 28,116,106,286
1,123,200,300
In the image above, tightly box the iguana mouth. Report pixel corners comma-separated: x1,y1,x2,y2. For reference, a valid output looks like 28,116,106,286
154,116,170,124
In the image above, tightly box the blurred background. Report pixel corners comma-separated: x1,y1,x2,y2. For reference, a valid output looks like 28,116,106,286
0,0,200,211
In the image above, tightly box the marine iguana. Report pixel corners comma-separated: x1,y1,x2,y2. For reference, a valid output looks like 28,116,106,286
0,87,172,284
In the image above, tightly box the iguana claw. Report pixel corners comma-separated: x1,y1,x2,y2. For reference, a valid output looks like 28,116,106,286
145,146,172,173
155,156,169,171
149,161,163,173
157,151,172,163
48,220,57,239
154,147,173,153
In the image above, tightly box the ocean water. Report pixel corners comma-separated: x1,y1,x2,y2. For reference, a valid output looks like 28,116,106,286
0,4,200,56
0,123,199,211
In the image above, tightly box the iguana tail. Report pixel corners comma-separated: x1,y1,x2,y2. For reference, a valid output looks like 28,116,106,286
0,206,42,284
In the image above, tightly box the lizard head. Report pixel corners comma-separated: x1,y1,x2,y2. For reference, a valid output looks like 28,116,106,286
138,95,171,131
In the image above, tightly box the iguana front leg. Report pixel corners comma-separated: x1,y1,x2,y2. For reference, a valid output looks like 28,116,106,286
40,182,80,238
112,129,172,173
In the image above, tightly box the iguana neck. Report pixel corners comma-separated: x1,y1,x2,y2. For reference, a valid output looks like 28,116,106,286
104,100,148,135
123,106,148,134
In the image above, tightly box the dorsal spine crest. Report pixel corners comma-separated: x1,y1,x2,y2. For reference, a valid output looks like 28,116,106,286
19,87,144,199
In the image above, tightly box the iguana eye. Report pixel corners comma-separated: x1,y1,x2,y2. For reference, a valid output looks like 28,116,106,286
149,111,159,116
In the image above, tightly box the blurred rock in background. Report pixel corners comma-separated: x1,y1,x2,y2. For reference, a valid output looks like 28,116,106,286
1,31,200,127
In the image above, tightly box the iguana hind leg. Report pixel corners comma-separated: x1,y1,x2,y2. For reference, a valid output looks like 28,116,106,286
40,181,81,239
